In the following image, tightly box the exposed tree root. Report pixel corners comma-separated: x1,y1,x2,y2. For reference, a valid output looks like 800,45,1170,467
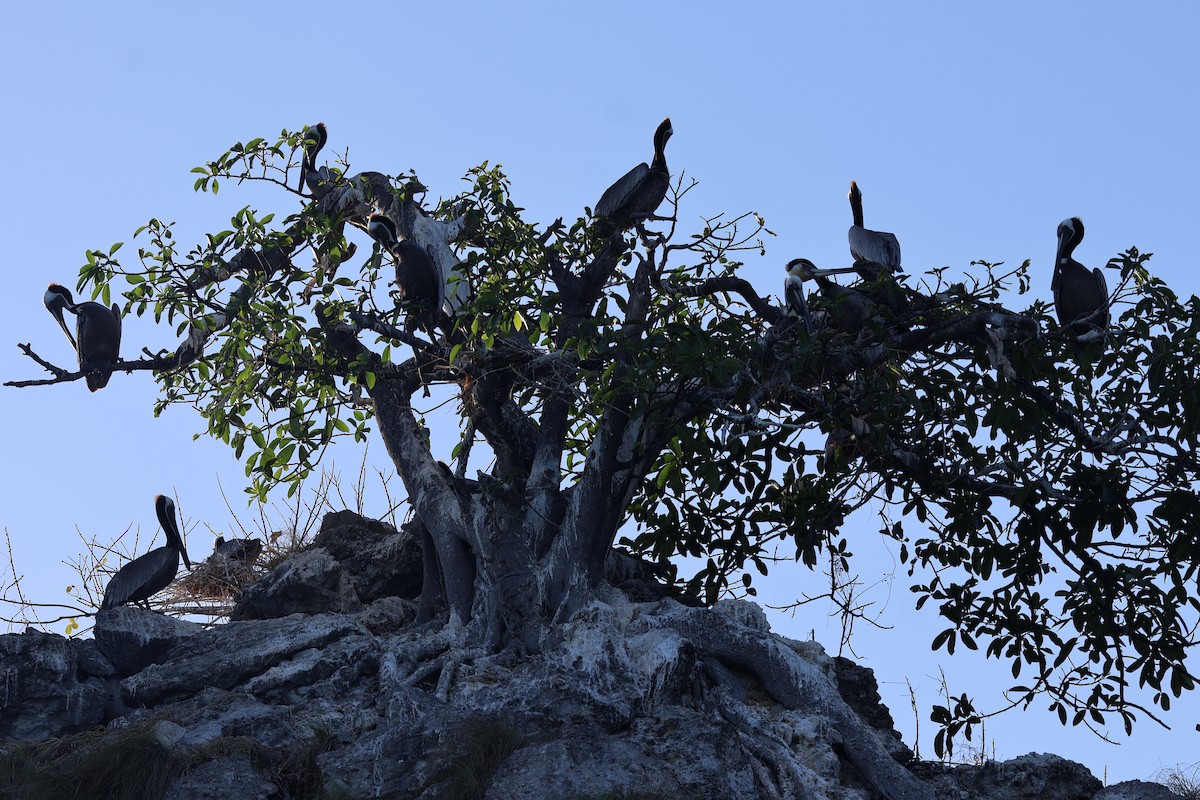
655,604,933,800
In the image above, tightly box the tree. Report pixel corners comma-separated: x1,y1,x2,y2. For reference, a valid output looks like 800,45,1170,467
11,124,1200,749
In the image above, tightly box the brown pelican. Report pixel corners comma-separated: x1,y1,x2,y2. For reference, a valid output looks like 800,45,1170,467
848,181,902,274
1052,217,1109,354
43,283,122,391
368,213,441,335
298,122,328,194
784,266,814,335
209,535,263,563
785,258,876,334
594,118,673,235
100,495,192,611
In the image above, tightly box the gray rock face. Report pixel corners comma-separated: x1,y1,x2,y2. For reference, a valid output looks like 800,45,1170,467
94,605,202,675
0,512,1175,800
231,511,423,621
121,612,370,706
0,628,110,740
164,753,280,800
916,753,1104,800
230,548,360,620
834,655,913,763
1096,781,1186,800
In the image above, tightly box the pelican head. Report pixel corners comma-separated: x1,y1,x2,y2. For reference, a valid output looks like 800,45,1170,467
1056,217,1085,262
656,117,673,145
786,258,857,282
155,494,192,570
301,122,328,159
848,180,865,226
367,212,399,247
43,283,78,349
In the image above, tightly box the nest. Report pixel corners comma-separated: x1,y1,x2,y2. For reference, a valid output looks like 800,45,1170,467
173,556,265,602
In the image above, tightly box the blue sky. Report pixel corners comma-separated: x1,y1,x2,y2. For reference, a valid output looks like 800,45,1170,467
1,2,1196,783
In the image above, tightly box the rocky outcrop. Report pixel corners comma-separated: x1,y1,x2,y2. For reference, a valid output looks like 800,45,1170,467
231,511,422,620
1096,781,1188,800
0,511,1183,800
0,628,111,740
916,753,1103,799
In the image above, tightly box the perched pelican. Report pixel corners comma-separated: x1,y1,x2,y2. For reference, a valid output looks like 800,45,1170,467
594,118,673,235
784,265,814,335
43,283,122,391
210,535,263,563
298,122,328,194
1052,217,1109,354
368,213,441,335
785,258,875,334
848,181,902,273
100,495,192,611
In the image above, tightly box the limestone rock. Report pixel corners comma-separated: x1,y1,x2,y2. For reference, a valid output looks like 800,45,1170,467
0,628,109,740
230,549,359,620
230,511,424,620
121,612,368,706
934,752,1103,799
0,510,1165,800
834,655,912,762
165,753,279,800
93,606,202,675
309,510,423,603
1096,781,1185,800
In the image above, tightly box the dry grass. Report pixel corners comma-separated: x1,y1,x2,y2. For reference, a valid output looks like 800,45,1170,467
1154,762,1200,799
0,723,340,800
0,722,184,800
424,716,523,800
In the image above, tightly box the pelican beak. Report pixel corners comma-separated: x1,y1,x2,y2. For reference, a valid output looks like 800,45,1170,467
1056,227,1070,263
43,291,78,351
52,306,77,350
808,265,859,278
180,545,192,571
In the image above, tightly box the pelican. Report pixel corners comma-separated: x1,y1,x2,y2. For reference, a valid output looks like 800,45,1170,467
100,495,192,611
784,267,814,335
1052,217,1109,354
43,283,122,391
368,213,441,334
785,258,875,334
210,535,263,563
298,122,328,194
848,181,902,273
594,118,673,235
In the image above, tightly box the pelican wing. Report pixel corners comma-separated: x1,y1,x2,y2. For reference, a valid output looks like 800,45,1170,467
393,240,442,334
76,303,122,391
1093,267,1110,327
100,546,180,610
595,162,650,220
849,226,901,272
